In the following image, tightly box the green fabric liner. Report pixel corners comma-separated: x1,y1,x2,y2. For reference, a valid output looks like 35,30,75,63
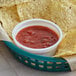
4,41,71,72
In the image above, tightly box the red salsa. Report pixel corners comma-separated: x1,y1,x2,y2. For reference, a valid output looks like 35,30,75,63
16,26,59,49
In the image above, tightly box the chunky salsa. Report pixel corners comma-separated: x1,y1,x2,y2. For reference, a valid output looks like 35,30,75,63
16,26,59,49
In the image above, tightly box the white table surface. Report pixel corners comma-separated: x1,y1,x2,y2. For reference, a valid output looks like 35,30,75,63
0,41,76,76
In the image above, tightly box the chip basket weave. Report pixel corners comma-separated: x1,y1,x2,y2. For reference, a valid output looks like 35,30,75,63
4,41,71,72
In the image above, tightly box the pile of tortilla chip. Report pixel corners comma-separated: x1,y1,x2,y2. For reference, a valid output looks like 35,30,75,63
0,0,76,57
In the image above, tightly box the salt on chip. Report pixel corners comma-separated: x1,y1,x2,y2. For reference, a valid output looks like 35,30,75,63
0,6,20,37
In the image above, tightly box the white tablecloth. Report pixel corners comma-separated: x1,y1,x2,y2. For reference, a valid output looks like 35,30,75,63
0,41,76,76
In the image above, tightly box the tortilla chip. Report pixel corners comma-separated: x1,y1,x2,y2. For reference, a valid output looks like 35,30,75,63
17,0,52,20
17,0,76,33
0,0,30,7
0,6,20,37
54,28,76,57
69,0,76,5
15,0,31,5
0,0,15,7
50,0,76,33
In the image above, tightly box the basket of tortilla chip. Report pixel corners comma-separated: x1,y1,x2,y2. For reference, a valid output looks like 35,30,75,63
0,0,76,72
